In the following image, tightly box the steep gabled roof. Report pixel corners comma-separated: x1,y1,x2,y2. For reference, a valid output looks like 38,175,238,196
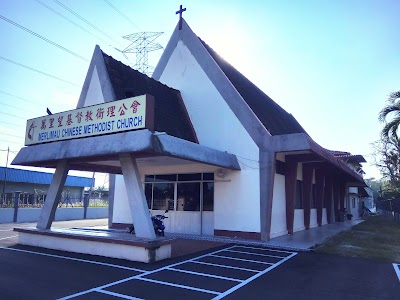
0,167,92,187
101,51,198,143
200,39,307,136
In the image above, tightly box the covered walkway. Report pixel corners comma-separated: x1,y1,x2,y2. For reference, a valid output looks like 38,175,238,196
165,219,363,251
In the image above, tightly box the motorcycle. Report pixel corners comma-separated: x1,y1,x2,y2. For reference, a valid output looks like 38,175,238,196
152,209,168,236
128,209,168,237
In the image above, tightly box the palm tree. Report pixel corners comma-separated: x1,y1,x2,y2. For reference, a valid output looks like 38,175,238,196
379,91,400,139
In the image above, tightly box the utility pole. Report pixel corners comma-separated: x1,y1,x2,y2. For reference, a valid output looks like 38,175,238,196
2,147,10,198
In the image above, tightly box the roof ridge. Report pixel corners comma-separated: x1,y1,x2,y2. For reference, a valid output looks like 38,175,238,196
100,50,180,94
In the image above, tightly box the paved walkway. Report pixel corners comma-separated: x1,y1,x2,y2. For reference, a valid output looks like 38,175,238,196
167,220,363,251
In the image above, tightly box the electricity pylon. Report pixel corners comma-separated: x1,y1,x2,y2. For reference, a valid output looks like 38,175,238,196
122,32,163,76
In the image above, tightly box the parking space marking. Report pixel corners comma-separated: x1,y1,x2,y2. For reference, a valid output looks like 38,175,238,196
212,251,298,300
234,245,294,254
0,235,18,241
59,246,236,299
137,277,221,295
392,263,400,282
191,260,260,272
0,246,146,272
95,289,144,299
59,244,297,300
166,267,244,282
59,274,144,299
210,254,274,265
225,249,285,259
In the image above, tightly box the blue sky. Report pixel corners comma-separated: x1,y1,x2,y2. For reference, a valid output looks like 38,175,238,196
1,0,399,184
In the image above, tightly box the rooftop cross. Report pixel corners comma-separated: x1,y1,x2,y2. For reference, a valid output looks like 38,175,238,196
176,5,186,30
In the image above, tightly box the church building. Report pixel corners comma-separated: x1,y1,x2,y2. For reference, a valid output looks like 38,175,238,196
13,18,365,242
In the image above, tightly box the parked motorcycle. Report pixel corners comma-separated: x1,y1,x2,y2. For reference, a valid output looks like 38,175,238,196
128,209,168,236
152,209,168,236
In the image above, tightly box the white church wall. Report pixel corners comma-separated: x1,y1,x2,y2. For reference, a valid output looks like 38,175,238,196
349,187,358,194
270,174,287,238
112,175,131,224
322,208,328,225
293,209,305,232
82,66,105,107
310,209,318,228
296,163,303,180
157,40,261,233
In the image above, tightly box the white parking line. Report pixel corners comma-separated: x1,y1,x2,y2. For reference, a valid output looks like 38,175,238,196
212,252,298,300
59,245,236,299
137,277,221,295
232,245,294,254
224,249,285,259
0,235,18,240
58,244,297,300
392,263,400,282
210,254,274,265
95,289,143,299
191,260,259,272
166,266,243,282
0,246,145,272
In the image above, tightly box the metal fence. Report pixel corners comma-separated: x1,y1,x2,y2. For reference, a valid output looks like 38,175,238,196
376,199,400,223
376,199,400,214
1,193,108,209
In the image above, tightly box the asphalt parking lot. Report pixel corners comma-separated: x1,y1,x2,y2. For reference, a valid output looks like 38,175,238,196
1,221,399,300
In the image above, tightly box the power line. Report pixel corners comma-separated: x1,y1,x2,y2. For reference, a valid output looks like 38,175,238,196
34,0,109,45
0,111,27,120
0,120,22,127
53,0,122,46
0,101,42,116
1,132,24,140
0,90,38,105
0,14,88,62
0,139,23,146
0,55,80,86
103,0,141,30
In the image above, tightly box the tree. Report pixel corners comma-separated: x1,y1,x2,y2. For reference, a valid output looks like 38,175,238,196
379,91,400,139
364,178,381,201
372,136,400,188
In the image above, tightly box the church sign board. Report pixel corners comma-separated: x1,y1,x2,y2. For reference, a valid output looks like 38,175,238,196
25,94,154,146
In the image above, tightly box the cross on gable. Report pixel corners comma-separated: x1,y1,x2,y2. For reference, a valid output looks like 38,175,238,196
176,5,186,30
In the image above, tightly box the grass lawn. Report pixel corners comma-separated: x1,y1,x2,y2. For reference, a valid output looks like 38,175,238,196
315,215,400,262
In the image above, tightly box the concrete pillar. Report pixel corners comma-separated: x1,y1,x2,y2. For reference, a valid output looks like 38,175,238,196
315,168,325,226
108,173,116,229
339,182,346,210
37,161,69,229
259,151,276,241
302,164,313,229
119,154,156,239
13,191,20,223
333,179,341,221
324,174,333,224
285,159,298,234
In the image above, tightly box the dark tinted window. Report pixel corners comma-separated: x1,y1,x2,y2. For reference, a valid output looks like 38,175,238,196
178,173,201,181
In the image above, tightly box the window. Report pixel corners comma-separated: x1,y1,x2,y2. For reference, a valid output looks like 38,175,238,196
295,180,303,209
177,182,200,211
153,182,174,210
203,182,214,211
143,173,214,212
352,197,356,208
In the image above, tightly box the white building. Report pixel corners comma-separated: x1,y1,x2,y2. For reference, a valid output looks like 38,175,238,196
13,18,365,241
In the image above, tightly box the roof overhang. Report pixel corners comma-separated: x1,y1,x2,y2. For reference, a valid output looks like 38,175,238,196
270,133,365,184
12,129,240,174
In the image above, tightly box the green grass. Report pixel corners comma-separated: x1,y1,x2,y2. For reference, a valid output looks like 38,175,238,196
315,215,400,262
